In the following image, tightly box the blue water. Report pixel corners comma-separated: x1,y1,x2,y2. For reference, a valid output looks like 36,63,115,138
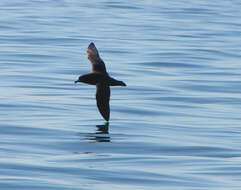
1,0,241,189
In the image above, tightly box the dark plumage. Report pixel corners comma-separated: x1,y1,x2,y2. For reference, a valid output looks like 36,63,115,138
75,42,126,121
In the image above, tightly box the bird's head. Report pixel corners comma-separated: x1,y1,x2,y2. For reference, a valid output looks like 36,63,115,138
75,76,83,83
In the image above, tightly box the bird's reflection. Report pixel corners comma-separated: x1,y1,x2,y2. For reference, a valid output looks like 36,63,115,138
85,122,110,142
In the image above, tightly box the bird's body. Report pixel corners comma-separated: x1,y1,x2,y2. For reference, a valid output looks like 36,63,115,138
76,72,125,86
75,43,126,121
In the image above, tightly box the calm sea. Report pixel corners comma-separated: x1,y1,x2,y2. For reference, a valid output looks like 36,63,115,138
1,0,241,189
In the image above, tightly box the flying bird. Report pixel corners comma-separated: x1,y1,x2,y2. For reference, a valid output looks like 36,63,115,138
75,42,126,121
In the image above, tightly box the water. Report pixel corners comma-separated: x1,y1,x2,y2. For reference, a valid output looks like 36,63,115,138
1,0,241,189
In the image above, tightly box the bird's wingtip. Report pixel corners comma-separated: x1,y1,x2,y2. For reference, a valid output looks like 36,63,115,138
88,42,95,48
103,115,110,122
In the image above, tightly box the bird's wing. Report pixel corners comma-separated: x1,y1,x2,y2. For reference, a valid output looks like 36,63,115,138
96,82,110,121
86,42,107,74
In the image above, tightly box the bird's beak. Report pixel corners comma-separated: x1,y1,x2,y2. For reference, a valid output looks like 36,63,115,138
74,80,79,84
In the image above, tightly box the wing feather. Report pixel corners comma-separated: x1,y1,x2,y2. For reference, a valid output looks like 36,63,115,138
87,42,107,73
96,83,110,121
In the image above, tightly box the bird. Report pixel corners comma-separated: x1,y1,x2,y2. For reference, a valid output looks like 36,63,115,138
75,42,126,121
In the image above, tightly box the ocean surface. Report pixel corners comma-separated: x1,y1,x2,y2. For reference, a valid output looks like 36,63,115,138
1,0,241,189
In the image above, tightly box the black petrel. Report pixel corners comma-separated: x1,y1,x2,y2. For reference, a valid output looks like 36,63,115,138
75,42,126,121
